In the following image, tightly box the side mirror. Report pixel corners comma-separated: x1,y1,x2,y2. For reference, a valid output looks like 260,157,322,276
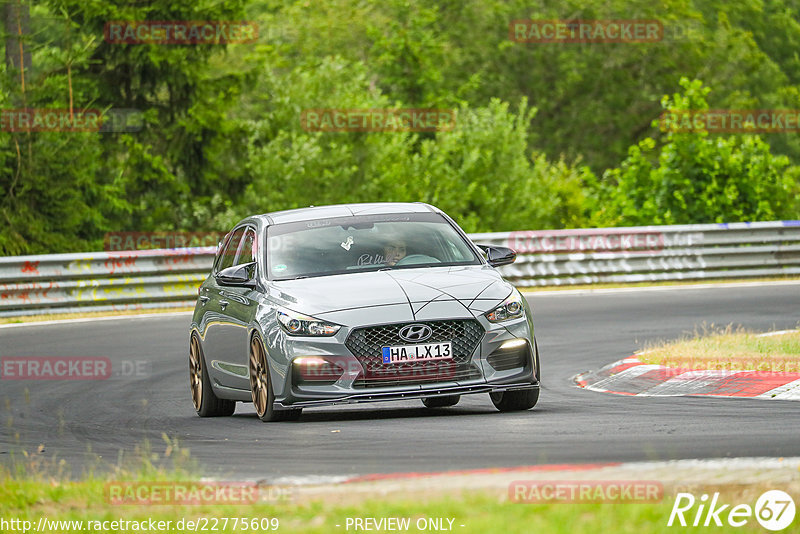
476,245,517,267
216,262,257,287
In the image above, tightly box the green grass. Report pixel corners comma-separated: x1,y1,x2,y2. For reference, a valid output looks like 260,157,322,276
638,325,800,371
2,430,794,533
0,435,787,534
0,474,777,534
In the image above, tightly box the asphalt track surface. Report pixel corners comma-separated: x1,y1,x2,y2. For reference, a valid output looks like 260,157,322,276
1,283,798,481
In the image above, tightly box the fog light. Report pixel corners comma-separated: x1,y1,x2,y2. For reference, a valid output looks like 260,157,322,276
293,356,345,382
500,339,527,350
487,339,531,371
294,356,327,367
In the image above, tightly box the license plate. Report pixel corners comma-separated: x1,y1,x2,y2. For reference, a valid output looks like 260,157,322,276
381,342,452,364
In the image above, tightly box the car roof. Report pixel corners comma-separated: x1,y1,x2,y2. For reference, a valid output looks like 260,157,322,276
253,202,440,225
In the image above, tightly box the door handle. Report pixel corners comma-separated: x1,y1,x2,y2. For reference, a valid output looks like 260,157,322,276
199,296,210,304
219,300,229,310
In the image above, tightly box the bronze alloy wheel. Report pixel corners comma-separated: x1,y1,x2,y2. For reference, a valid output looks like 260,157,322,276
249,335,270,417
189,333,236,417
189,335,204,411
249,333,302,422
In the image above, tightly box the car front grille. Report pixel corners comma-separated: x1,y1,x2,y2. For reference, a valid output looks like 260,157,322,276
345,319,484,388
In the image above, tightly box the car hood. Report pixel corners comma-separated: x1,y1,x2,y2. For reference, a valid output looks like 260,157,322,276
269,265,513,324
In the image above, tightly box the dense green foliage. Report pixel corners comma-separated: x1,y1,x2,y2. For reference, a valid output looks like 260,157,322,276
592,78,800,225
1,0,799,254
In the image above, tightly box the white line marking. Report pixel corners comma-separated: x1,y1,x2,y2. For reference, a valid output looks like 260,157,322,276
584,364,663,392
0,311,193,329
755,329,799,337
262,475,354,486
212,457,800,487
640,370,752,396
757,379,800,400
524,280,800,297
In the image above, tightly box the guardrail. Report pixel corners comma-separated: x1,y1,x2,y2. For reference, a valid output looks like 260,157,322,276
1,221,798,317
471,220,800,286
0,248,216,317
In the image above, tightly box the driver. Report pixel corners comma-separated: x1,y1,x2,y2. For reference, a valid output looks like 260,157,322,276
383,238,407,266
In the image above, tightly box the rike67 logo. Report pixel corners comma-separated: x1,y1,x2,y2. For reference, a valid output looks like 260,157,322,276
668,490,796,531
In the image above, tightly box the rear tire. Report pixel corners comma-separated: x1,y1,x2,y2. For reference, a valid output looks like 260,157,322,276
249,333,302,422
189,333,236,417
422,395,460,408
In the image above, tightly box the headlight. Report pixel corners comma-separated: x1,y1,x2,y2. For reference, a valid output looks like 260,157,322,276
277,310,341,336
486,291,525,323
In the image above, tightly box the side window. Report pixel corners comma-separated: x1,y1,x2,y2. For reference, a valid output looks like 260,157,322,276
217,227,245,271
236,228,256,265
212,233,229,272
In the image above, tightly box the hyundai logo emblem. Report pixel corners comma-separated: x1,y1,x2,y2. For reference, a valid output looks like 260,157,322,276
398,324,432,343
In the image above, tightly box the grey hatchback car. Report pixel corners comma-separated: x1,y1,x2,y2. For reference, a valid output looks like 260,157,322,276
189,203,540,422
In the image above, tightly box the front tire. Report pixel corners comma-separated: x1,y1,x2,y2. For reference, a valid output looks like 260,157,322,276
490,338,540,412
249,333,302,422
189,333,235,417
490,388,539,411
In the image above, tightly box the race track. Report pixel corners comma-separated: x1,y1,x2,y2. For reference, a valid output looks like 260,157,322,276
1,283,798,481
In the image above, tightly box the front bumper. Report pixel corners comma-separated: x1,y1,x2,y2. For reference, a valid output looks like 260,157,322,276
274,381,539,409
266,312,537,409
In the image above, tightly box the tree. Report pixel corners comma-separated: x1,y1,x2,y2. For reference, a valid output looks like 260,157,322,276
592,78,800,226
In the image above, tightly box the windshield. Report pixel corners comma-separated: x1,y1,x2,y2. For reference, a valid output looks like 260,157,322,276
266,212,481,280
